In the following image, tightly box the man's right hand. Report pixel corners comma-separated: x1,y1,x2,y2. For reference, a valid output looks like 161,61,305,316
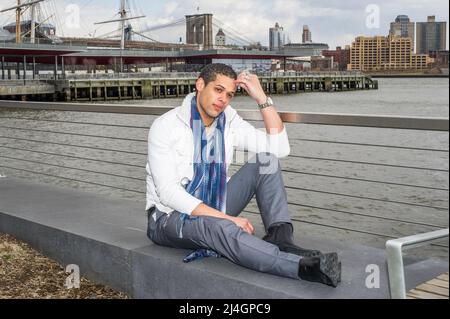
230,216,255,235
192,203,255,235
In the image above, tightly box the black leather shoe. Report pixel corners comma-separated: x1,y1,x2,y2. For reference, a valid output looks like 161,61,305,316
263,223,321,257
298,252,341,288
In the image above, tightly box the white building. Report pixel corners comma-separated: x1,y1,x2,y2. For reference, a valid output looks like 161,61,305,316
215,28,226,46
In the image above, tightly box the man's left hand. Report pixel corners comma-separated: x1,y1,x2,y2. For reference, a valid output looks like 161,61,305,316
235,71,267,105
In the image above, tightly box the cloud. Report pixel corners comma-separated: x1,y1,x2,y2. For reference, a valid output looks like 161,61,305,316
0,0,446,49
164,2,178,16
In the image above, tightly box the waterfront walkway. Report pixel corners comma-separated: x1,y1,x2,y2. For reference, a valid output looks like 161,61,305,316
0,101,448,298
0,177,447,298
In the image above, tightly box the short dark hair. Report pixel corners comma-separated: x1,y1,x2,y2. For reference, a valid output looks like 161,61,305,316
199,63,237,86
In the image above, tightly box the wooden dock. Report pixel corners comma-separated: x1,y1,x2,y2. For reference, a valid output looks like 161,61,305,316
60,74,378,102
407,272,449,299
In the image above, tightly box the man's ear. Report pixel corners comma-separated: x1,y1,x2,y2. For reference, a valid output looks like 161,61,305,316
196,78,205,92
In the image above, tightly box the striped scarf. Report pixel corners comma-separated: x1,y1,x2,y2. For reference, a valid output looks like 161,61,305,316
185,95,227,213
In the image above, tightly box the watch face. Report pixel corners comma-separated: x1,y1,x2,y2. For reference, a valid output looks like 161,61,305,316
267,97,273,105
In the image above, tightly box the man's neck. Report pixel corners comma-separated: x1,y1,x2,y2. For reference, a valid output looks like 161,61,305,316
196,99,214,128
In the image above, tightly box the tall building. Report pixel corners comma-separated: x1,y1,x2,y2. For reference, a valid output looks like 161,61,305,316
269,23,285,51
349,36,389,71
416,16,447,54
389,15,415,52
215,28,226,46
302,25,312,43
387,36,414,69
348,35,433,71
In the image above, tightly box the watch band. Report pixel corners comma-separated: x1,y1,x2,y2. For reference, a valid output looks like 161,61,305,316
258,97,273,110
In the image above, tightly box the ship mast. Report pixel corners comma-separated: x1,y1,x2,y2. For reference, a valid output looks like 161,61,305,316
94,0,145,72
16,0,21,43
119,0,126,52
30,1,36,43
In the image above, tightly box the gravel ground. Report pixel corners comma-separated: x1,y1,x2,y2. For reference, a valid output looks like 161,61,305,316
0,233,129,299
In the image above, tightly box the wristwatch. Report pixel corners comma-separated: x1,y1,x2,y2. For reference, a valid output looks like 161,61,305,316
258,96,274,110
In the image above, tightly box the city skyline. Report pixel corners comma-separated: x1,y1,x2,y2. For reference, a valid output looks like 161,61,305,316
0,0,448,49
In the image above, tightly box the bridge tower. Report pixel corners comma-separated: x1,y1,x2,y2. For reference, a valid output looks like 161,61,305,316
185,14,213,49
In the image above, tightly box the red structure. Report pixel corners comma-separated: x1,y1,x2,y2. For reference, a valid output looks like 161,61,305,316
322,46,350,71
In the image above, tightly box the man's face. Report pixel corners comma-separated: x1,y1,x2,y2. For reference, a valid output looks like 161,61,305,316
196,74,236,119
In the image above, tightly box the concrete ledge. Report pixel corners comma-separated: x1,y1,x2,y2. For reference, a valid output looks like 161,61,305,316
0,177,448,298
0,83,55,96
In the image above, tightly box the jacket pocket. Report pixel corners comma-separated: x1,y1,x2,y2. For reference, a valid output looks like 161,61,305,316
174,146,193,184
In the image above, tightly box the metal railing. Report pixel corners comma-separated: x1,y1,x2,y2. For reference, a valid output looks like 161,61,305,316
0,101,446,131
386,229,449,299
61,72,201,80
0,100,448,261
47,71,367,81
1,71,368,82
0,40,87,51
258,71,364,77
0,79,54,86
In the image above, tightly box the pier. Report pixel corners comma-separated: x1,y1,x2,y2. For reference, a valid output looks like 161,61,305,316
0,72,378,101
0,79,55,100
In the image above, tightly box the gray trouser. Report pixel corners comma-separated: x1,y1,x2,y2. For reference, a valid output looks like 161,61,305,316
147,153,301,280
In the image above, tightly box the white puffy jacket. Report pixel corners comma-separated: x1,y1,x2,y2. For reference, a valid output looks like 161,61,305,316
146,93,291,215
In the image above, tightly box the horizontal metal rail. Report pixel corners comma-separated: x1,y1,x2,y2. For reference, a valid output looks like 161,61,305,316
0,117,448,152
0,101,448,131
0,135,447,172
284,184,448,211
0,145,143,169
268,203,446,229
0,41,87,51
1,147,447,195
0,154,143,182
0,125,148,143
0,165,142,194
243,210,449,249
291,138,449,153
229,163,449,191
2,125,449,157
282,169,448,191
0,135,148,155
1,141,446,212
0,117,153,129
0,116,446,152
1,164,447,236
288,154,448,172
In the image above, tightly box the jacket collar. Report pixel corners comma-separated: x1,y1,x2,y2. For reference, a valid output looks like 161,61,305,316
177,92,237,127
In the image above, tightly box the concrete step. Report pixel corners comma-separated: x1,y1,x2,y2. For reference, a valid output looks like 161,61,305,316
0,177,447,298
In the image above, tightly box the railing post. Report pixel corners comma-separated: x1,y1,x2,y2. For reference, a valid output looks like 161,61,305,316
32,57,36,80
16,62,20,80
386,240,406,299
54,55,58,80
23,55,27,85
1,56,4,80
386,229,449,299
61,56,66,80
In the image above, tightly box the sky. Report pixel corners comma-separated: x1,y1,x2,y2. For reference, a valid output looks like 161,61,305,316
0,0,448,49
